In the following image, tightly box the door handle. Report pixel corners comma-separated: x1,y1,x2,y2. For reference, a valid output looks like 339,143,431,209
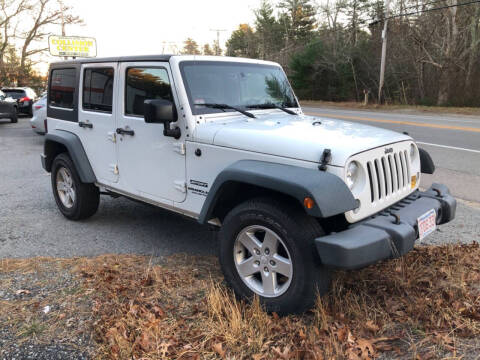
78,121,93,128
116,127,134,136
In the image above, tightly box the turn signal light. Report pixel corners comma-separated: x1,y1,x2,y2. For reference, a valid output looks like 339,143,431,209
303,197,315,209
411,175,417,189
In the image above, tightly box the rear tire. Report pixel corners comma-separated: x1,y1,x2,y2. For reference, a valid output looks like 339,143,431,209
10,111,17,123
51,153,100,220
218,197,331,315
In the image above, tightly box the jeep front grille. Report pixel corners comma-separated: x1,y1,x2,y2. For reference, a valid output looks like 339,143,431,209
366,150,411,203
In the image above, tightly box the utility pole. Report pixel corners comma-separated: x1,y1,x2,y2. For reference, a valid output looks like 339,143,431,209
377,0,390,103
161,41,179,54
57,0,68,60
210,29,226,55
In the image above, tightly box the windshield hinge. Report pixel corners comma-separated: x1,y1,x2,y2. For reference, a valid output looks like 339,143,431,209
173,142,186,155
107,131,116,143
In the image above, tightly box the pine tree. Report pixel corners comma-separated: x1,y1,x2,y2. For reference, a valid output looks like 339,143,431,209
255,0,284,58
225,24,258,58
278,0,317,46
181,38,201,55
203,43,214,55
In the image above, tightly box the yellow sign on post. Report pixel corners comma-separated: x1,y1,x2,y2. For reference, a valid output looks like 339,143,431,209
48,35,97,58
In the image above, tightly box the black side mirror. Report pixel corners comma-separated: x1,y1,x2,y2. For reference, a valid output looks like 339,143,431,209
144,99,181,139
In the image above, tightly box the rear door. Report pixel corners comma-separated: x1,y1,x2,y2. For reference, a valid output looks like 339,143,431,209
77,62,119,184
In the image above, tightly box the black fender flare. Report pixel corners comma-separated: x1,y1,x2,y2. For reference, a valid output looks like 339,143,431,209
419,147,435,174
43,130,96,183
198,160,356,224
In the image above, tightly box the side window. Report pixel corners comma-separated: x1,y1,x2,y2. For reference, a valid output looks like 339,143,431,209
83,68,114,113
125,67,173,116
49,68,76,109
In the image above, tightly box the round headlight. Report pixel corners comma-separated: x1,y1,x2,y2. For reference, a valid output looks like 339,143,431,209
346,161,359,189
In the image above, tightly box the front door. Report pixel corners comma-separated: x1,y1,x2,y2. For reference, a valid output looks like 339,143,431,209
78,62,118,184
115,62,186,203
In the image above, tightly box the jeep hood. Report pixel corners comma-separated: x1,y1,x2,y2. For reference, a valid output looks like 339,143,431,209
193,112,411,166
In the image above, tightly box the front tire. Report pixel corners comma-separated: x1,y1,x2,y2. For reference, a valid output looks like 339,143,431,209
218,198,331,315
51,153,100,220
10,111,17,123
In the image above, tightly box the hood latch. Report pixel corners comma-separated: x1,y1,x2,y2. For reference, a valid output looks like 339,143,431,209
319,149,331,171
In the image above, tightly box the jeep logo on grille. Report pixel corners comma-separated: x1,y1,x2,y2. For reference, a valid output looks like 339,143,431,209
384,147,394,154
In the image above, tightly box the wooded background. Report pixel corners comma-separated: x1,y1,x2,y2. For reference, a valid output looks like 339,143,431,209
1,0,479,106
184,0,480,107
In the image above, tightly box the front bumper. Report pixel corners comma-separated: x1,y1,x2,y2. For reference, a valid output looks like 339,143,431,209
315,183,456,270
18,102,31,114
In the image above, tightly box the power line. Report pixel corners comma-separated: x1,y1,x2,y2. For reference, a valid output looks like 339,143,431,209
370,0,480,24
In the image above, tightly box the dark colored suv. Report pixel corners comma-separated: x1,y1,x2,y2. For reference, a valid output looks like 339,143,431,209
0,90,18,122
2,87,37,116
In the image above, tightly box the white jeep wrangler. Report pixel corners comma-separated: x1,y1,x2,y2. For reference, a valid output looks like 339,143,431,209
42,55,456,314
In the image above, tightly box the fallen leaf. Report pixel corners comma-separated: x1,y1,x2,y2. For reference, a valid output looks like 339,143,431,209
153,305,165,318
15,289,30,295
357,338,375,359
365,320,379,333
273,345,292,359
213,343,226,358
347,331,355,344
336,327,348,342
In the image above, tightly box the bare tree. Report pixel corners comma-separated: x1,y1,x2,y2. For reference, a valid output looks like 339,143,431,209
0,0,29,67
17,0,82,84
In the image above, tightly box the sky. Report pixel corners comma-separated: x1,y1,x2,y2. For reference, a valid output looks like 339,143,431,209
37,0,264,73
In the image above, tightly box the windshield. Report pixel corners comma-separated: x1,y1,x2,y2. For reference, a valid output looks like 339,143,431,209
3,90,25,99
180,61,298,115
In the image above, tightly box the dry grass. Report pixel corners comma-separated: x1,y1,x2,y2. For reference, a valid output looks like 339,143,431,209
300,100,480,116
71,243,480,359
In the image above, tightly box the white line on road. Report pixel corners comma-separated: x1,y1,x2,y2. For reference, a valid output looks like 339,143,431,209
417,141,480,154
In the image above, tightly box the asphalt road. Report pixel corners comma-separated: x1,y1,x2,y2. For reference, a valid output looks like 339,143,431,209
0,115,478,259
304,106,480,203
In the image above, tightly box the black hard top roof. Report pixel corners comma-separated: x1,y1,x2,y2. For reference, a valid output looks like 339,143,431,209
50,54,172,66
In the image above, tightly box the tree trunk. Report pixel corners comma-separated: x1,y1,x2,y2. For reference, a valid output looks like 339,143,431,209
465,4,480,92
437,66,450,105
436,0,458,105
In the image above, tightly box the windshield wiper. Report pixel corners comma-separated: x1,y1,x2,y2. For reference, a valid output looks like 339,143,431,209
246,103,298,115
197,103,256,118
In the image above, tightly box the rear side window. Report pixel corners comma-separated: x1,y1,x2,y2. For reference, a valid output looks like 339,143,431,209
49,68,76,109
125,67,173,116
3,90,25,100
83,68,114,113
